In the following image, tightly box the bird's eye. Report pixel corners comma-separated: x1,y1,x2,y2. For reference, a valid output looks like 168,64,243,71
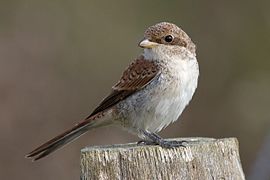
164,35,173,42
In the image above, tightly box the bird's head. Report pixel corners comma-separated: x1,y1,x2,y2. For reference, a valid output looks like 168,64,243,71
139,22,196,57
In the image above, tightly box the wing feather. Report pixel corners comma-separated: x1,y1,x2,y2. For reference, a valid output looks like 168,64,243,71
86,56,159,119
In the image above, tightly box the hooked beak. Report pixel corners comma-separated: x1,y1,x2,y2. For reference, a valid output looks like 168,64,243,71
139,39,158,49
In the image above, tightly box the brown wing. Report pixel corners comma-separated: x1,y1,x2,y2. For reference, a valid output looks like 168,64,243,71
86,56,160,119
25,57,159,161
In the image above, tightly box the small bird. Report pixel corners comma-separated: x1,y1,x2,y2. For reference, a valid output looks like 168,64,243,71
26,22,199,161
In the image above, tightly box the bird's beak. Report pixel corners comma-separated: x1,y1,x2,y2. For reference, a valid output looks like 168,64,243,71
139,39,158,49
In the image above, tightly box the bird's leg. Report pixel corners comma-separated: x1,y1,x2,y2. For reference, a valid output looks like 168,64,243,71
137,130,187,148
137,129,160,145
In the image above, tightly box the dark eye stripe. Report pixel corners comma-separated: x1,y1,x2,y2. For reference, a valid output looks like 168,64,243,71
150,36,187,47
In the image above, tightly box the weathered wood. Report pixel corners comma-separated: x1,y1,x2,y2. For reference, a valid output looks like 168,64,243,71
81,137,245,180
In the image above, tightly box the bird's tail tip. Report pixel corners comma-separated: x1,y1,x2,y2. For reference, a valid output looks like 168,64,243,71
25,120,91,161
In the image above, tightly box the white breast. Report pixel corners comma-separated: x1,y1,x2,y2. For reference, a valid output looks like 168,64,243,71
146,55,199,132
118,47,199,135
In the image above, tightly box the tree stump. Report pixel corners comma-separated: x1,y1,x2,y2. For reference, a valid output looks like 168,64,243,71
80,137,245,180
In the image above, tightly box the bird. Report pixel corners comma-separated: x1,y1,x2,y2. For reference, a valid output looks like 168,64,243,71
26,22,199,161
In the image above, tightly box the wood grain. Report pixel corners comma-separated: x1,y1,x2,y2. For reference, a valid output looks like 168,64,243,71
81,137,245,180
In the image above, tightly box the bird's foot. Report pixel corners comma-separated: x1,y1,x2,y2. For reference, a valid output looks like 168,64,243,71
139,129,187,148
158,139,187,148
137,140,158,146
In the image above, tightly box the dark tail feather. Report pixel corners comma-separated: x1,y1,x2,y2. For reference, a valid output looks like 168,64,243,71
26,120,93,161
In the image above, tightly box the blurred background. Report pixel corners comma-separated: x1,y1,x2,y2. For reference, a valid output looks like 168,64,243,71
0,1,269,179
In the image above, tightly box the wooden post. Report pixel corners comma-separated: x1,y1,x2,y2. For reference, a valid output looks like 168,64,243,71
80,137,245,180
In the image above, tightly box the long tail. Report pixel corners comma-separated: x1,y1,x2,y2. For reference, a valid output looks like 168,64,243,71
26,118,96,161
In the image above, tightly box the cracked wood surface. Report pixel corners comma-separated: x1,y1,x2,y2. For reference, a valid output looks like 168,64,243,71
80,137,245,180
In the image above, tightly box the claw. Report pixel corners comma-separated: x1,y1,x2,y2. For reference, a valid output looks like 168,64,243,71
159,140,187,148
137,140,158,146
138,129,188,148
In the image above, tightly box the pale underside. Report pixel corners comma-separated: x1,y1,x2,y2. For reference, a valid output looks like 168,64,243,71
114,46,199,139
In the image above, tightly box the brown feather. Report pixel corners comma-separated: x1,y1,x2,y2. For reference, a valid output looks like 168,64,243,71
26,56,160,160
25,116,97,161
87,56,160,118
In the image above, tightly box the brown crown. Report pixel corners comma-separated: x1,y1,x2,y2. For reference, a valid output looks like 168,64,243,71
144,22,196,54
